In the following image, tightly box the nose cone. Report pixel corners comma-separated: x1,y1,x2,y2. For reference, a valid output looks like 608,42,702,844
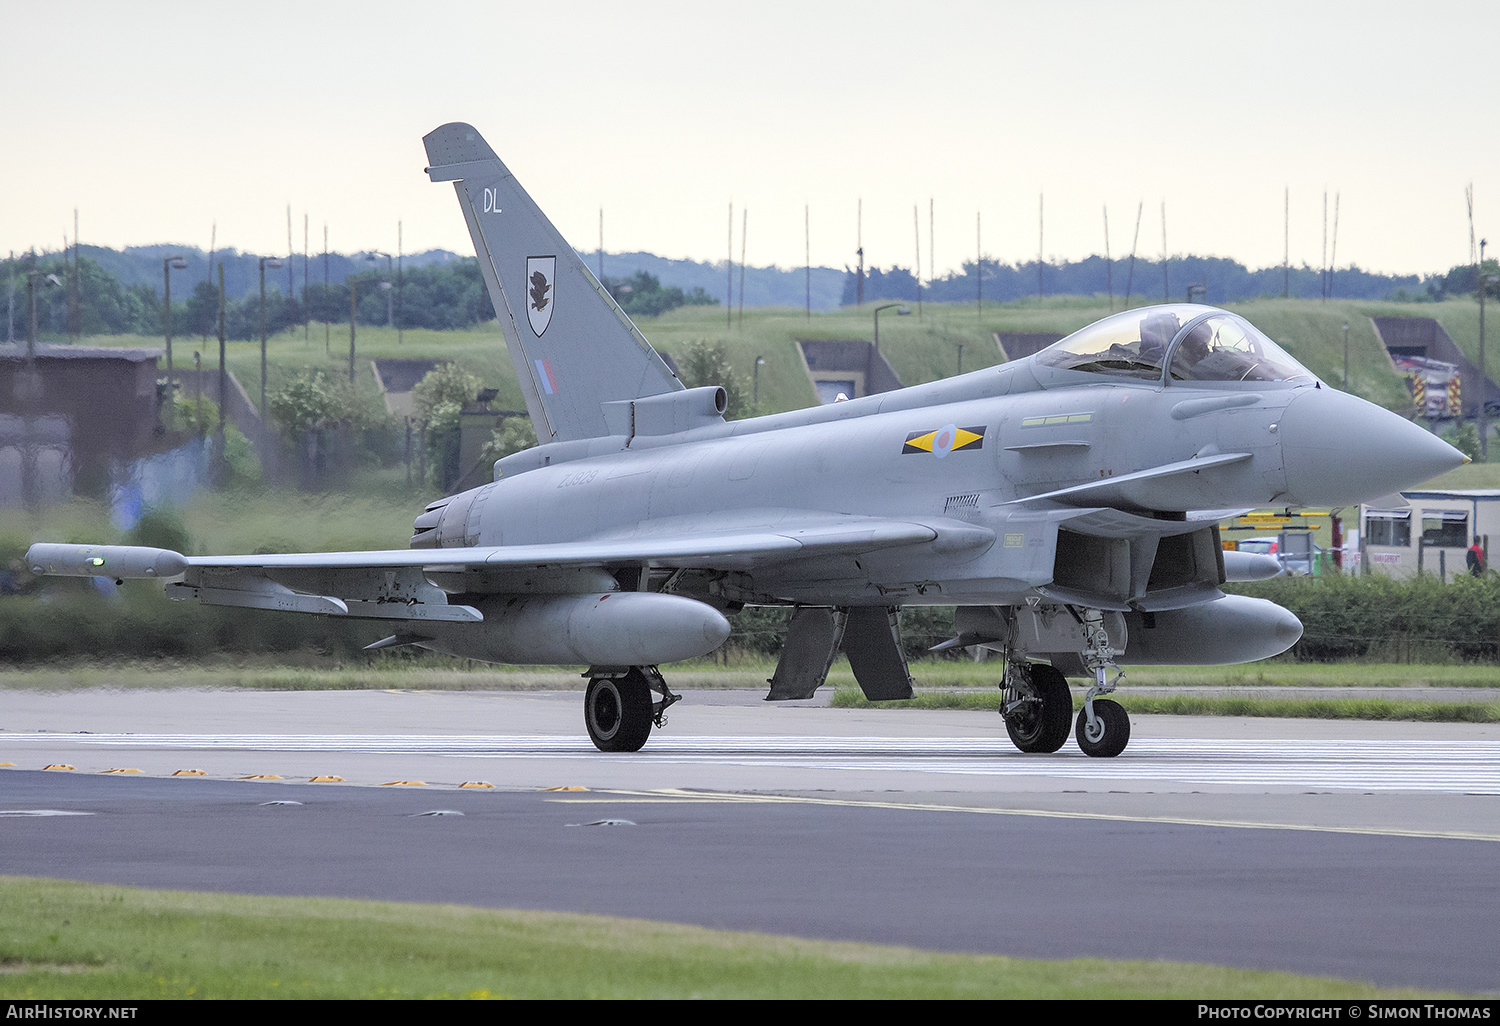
1279,389,1467,507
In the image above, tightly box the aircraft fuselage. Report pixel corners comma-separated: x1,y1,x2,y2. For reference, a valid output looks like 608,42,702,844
421,354,1378,611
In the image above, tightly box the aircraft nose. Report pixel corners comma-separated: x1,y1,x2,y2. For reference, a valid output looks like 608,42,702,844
1279,388,1467,506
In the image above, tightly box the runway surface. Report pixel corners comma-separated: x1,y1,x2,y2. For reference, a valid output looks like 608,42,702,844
2,688,1498,993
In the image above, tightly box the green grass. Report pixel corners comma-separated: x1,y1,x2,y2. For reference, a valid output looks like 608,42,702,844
0,661,585,691
832,686,1500,723
2,656,1495,704
820,658,1500,690
0,482,425,556
78,295,1434,428
1422,459,1500,490
87,323,523,422
0,876,1454,999
638,297,1422,415
1005,662,1500,688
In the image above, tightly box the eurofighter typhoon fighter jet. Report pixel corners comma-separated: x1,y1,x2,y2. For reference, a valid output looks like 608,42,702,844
27,123,1467,757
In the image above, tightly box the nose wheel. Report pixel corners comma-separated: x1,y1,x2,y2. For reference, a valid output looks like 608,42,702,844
1075,698,1129,758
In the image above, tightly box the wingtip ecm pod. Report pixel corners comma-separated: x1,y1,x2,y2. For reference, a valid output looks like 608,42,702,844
25,543,187,580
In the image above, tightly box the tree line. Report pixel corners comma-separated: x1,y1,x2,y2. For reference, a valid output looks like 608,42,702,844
3,255,504,341
9,248,1480,342
3,256,726,344
839,255,1471,307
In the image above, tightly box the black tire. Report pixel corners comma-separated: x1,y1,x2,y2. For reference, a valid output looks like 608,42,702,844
584,671,654,752
1004,663,1073,754
1075,698,1130,758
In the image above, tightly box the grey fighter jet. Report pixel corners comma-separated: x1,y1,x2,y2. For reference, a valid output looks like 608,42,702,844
27,123,1467,758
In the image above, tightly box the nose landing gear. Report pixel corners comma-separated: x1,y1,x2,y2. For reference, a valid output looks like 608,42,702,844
1075,697,1130,758
1075,607,1130,758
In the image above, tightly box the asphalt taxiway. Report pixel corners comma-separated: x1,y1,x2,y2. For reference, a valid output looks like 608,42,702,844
2,688,1497,993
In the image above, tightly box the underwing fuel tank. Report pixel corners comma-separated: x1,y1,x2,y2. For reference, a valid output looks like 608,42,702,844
1119,595,1303,665
26,543,188,580
418,592,731,666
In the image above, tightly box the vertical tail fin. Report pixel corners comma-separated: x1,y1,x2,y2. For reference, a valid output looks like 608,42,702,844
423,123,681,443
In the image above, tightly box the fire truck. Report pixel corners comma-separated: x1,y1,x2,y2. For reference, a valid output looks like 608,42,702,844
1392,355,1461,419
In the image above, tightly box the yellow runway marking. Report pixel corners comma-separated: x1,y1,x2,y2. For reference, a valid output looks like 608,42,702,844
547,788,1500,844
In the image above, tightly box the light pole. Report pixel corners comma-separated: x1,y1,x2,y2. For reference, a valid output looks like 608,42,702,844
25,270,61,356
18,270,60,405
368,251,393,326
753,355,765,407
259,256,284,419
349,278,357,384
163,255,187,427
217,263,226,444
1481,237,1490,460
17,268,59,509
1481,260,1496,461
872,302,909,354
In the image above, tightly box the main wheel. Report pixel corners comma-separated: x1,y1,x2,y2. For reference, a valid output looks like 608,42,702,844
1004,663,1073,754
1075,698,1130,758
584,672,654,752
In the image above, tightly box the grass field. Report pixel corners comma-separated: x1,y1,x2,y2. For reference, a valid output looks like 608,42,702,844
0,658,1494,723
6,655,1500,691
0,485,423,556
830,686,1500,723
79,294,1450,429
0,876,1455,1000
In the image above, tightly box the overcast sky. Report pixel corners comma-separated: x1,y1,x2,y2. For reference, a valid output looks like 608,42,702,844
4,0,1497,278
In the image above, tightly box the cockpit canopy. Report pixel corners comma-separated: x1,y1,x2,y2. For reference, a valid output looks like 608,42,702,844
1034,305,1315,385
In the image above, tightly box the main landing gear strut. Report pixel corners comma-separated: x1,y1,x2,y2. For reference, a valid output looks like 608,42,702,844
583,665,679,752
999,606,1131,758
1000,661,1072,753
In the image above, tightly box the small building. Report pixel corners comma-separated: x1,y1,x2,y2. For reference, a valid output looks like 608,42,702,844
0,343,164,505
796,340,902,404
371,358,439,418
1358,489,1500,579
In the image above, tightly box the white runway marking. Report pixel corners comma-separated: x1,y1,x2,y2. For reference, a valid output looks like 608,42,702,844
5,734,1498,793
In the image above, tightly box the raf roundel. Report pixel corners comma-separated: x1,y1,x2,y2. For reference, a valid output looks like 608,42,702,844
903,424,985,457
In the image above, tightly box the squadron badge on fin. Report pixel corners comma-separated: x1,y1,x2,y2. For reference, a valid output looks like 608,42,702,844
527,256,556,336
